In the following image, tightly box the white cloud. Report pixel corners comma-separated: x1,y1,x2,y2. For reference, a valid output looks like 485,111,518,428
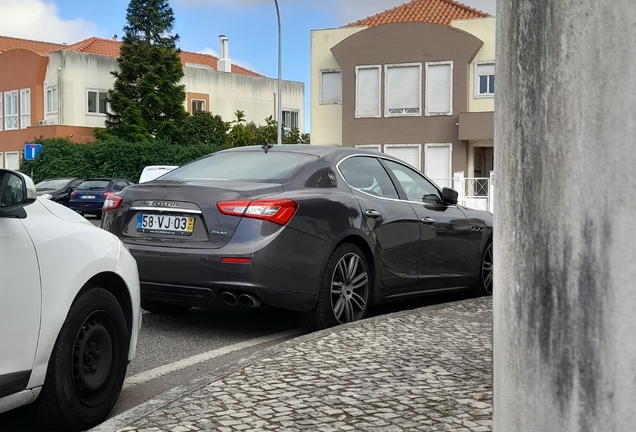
0,0,98,43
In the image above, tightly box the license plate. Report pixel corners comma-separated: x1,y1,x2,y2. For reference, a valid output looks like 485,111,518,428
136,214,195,236
81,195,96,199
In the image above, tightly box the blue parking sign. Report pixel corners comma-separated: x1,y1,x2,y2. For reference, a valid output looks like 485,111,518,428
24,143,42,160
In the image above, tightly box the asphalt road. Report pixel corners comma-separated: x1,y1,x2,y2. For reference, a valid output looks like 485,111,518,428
1,216,474,431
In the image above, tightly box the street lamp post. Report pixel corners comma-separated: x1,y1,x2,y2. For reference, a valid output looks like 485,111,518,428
274,0,282,145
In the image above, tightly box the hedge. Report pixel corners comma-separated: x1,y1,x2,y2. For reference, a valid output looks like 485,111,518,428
20,138,225,184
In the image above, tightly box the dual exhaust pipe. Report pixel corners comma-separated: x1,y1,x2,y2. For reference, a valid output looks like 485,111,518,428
220,291,262,308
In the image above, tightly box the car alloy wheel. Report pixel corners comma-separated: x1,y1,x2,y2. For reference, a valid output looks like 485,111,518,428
480,242,493,295
330,251,369,324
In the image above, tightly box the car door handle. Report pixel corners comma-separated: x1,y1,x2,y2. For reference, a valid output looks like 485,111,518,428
365,210,382,218
420,216,435,224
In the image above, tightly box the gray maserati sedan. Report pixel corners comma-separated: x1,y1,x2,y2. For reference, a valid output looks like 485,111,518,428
101,145,493,331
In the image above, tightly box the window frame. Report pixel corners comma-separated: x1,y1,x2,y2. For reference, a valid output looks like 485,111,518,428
20,88,31,129
474,61,495,98
191,99,206,113
354,144,382,152
319,69,342,105
337,155,400,200
384,63,422,118
5,151,21,170
425,61,454,117
86,89,109,116
281,109,299,130
424,143,453,189
355,65,382,119
383,158,442,205
384,143,422,170
4,90,18,131
46,86,58,114
0,91,3,132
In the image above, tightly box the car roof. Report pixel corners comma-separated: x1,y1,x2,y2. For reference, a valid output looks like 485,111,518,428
218,144,382,157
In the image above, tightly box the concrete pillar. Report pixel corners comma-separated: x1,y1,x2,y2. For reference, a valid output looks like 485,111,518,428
494,0,636,430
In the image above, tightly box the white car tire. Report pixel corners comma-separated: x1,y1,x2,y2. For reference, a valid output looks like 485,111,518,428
35,287,129,431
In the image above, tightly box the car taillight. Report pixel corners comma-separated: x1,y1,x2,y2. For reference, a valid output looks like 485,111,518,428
217,199,298,226
103,193,124,212
70,191,76,199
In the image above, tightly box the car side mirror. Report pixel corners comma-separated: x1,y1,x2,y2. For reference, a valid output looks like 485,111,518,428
441,187,458,205
0,170,37,215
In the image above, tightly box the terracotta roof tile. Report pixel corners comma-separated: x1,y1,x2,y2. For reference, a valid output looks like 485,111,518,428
66,37,262,77
0,35,66,54
346,0,488,27
0,35,261,77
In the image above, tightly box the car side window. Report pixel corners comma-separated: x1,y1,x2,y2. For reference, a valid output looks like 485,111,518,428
339,156,399,199
0,173,23,206
383,160,442,204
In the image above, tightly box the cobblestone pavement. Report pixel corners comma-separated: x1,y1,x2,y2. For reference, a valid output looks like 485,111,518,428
92,297,493,432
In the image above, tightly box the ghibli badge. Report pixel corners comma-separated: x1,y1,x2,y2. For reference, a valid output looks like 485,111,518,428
145,201,180,208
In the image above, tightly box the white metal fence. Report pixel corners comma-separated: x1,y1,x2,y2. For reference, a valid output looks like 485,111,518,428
431,171,494,213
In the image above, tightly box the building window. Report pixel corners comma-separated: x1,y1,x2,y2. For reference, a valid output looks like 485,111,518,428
191,99,206,112
0,92,3,132
385,63,422,117
282,110,299,130
384,144,422,170
425,61,453,116
87,90,108,115
320,70,342,105
475,62,495,97
355,65,381,118
20,89,31,129
4,91,18,130
354,144,381,152
5,151,20,170
46,86,58,114
425,143,453,189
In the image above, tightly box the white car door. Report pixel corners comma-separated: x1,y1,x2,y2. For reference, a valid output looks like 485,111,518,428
0,215,41,392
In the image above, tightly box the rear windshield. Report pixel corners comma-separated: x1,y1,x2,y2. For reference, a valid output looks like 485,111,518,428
36,179,72,190
76,180,112,190
161,151,317,182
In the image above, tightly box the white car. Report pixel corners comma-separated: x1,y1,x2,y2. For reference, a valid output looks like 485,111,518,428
0,169,141,430
138,165,178,183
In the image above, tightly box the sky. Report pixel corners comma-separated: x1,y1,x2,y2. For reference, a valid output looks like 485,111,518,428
0,0,496,130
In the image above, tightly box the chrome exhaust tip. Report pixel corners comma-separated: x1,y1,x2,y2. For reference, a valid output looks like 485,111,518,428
239,294,262,308
220,291,238,306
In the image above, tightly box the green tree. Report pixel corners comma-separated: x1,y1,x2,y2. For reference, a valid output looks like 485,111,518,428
106,0,187,142
180,111,229,148
227,110,254,147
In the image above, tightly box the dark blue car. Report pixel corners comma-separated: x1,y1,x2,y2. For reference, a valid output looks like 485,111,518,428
69,178,133,218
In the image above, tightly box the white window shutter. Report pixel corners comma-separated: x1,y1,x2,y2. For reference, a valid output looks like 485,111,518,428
356,67,380,117
476,63,495,76
384,146,421,170
321,71,341,104
425,145,452,188
426,63,452,115
386,65,420,114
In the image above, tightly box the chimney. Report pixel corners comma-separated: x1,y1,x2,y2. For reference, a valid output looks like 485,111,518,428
218,34,231,73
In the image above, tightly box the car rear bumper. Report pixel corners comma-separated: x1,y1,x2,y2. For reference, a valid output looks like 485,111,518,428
69,201,104,213
125,227,334,313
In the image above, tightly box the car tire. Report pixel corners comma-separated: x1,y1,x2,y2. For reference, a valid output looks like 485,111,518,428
141,298,191,315
298,243,371,331
34,287,129,431
476,241,493,296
